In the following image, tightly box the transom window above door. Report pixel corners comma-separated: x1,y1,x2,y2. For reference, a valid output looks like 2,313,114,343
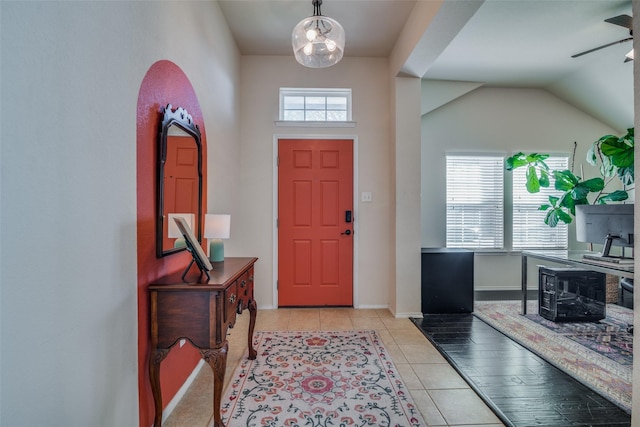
279,88,352,123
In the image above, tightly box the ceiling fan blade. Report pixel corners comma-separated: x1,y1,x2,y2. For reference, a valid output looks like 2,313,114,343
571,37,633,58
605,14,633,30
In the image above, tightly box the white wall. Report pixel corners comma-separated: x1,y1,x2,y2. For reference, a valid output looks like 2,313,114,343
235,56,395,310
421,85,621,291
0,1,239,425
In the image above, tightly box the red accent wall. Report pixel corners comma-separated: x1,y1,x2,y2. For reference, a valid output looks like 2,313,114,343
136,60,208,427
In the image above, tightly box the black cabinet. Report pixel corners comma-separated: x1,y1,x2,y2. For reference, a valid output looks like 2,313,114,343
421,248,474,314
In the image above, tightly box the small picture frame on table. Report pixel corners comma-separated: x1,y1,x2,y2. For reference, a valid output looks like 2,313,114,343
173,216,213,281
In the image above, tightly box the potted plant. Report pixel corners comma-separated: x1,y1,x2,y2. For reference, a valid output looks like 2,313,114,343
505,128,634,227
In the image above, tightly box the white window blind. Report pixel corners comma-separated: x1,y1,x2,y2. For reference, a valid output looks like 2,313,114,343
446,155,504,249
512,156,569,249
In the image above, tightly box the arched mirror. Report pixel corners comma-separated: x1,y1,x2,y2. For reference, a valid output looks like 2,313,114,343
156,104,203,257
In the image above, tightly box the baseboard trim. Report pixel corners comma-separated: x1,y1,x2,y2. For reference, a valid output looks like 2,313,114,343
394,311,424,319
262,305,391,310
356,304,389,310
475,290,537,301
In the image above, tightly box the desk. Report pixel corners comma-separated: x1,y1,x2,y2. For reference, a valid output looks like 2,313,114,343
521,250,633,315
149,257,258,427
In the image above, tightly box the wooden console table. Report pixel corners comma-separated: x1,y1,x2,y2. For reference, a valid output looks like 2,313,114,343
149,257,258,427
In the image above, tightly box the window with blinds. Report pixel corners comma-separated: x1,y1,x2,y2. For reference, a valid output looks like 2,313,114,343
512,156,569,249
446,155,504,249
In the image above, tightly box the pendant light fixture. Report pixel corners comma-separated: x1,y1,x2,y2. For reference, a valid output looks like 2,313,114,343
292,0,345,68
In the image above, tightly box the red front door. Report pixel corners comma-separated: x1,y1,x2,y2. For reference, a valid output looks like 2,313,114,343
278,139,354,306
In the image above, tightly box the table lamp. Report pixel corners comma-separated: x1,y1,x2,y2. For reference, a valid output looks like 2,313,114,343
205,214,231,262
168,213,195,248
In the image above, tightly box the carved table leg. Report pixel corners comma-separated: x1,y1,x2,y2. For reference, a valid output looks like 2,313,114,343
149,348,171,427
201,341,229,427
247,299,258,359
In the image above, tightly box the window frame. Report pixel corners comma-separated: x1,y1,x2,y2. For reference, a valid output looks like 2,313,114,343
279,88,352,122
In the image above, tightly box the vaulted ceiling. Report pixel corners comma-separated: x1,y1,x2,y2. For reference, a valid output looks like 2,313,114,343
219,0,633,132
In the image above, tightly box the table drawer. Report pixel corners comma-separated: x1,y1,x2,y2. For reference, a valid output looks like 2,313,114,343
237,268,252,304
224,281,238,324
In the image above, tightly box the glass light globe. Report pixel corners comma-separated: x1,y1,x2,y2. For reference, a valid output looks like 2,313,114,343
292,15,345,68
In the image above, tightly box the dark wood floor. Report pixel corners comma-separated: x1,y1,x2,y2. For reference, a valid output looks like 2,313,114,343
412,314,632,427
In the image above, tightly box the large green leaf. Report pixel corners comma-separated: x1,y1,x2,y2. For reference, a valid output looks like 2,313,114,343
617,165,634,185
558,192,588,215
601,138,634,168
553,170,579,191
570,177,604,200
525,165,540,193
544,208,573,227
597,190,629,204
538,168,550,188
545,209,560,227
526,153,549,166
586,142,597,166
505,152,527,171
540,195,574,227
580,177,606,191
601,154,615,177
588,128,635,179
557,209,573,224
544,207,573,227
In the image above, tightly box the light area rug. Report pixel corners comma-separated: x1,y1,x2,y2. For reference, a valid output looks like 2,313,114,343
474,300,632,413
221,330,426,427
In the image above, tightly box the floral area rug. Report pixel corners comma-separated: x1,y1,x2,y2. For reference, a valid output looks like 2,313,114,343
474,300,633,413
221,330,426,426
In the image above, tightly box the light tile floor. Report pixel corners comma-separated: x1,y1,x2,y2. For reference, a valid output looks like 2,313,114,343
164,308,504,427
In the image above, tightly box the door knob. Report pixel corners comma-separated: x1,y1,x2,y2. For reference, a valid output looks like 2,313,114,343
341,230,352,235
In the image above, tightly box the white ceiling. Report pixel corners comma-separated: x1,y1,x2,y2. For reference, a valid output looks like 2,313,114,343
218,0,634,132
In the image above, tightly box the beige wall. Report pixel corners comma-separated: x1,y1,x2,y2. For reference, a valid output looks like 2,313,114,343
235,56,398,311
